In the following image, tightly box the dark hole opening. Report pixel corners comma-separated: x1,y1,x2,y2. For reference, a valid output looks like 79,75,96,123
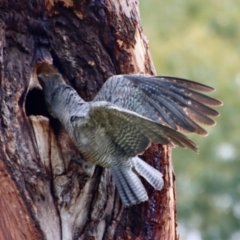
25,88,50,117
25,87,63,134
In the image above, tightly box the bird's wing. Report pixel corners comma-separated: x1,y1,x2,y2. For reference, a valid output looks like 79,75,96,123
79,102,198,157
94,75,222,136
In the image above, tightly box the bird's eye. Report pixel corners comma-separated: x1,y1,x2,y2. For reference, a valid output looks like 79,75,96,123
70,116,76,122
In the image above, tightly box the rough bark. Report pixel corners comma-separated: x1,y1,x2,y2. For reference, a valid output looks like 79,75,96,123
0,1,177,239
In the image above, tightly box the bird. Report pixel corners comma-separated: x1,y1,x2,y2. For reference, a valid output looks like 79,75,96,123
38,72,222,206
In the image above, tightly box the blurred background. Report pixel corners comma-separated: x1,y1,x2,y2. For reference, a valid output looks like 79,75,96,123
139,1,240,240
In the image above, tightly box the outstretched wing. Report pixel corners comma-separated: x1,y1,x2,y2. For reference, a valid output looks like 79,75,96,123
94,75,222,136
83,102,198,157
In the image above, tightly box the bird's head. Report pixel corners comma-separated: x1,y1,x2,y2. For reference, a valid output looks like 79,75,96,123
38,73,66,99
37,73,67,111
38,73,65,89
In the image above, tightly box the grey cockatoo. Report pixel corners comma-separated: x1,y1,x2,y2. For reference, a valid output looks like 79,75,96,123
38,73,222,206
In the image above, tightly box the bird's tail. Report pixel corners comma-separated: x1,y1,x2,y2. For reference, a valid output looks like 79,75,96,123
110,165,148,206
110,157,163,206
132,157,164,190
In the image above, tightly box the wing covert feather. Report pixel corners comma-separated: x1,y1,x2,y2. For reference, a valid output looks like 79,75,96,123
88,103,198,157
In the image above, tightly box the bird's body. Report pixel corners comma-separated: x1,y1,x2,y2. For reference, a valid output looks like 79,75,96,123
38,73,222,206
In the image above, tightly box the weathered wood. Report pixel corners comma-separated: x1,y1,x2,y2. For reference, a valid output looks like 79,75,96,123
0,160,43,240
0,1,177,239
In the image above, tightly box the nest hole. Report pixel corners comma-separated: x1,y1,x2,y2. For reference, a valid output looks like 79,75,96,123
25,87,63,134
25,87,50,117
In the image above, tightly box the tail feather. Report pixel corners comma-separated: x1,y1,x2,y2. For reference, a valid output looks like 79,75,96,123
111,167,131,206
132,157,163,190
110,166,148,206
121,167,148,201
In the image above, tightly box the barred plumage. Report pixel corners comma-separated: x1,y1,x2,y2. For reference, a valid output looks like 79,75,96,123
38,73,222,206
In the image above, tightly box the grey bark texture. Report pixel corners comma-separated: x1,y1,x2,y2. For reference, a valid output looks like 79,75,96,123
0,1,177,239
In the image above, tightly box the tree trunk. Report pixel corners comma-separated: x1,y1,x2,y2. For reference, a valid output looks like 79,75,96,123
0,1,177,239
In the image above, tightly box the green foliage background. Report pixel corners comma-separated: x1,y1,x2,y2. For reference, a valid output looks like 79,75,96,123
139,1,240,240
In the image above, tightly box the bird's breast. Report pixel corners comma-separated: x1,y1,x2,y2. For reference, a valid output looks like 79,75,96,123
77,126,116,166
75,125,106,149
